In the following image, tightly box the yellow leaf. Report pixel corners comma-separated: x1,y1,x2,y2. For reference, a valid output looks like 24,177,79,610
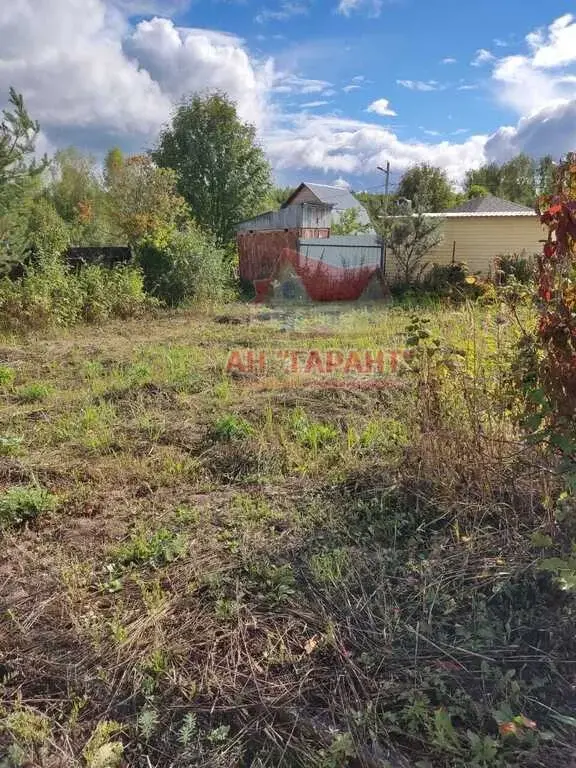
464,276,477,285
304,635,320,654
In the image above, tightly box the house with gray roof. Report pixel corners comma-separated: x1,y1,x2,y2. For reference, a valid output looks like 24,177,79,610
282,182,372,227
384,193,541,279
427,195,535,218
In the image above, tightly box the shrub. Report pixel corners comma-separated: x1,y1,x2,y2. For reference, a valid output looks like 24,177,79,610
391,261,484,304
76,263,151,323
0,486,58,529
137,224,231,305
494,251,533,285
422,261,469,291
0,254,152,330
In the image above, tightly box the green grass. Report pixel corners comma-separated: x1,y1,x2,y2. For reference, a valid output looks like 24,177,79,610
15,383,53,403
0,301,572,767
0,485,58,528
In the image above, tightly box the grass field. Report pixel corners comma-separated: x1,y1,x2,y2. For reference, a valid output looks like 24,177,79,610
1,301,575,768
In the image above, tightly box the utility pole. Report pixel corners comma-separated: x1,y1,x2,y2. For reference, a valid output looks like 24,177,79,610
377,162,390,271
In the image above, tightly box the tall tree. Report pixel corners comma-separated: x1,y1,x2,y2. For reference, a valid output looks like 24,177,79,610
467,184,490,199
49,148,101,223
152,92,272,246
0,88,47,190
396,164,455,212
465,154,538,206
104,147,124,188
536,155,555,196
106,154,188,246
0,88,48,267
464,163,502,197
499,154,536,207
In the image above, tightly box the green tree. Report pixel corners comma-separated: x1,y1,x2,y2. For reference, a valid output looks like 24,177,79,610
499,154,536,207
0,88,47,189
397,164,455,212
465,155,538,206
138,223,229,305
356,191,396,223
104,147,124,188
47,148,114,246
467,184,490,199
536,155,555,196
0,88,49,270
385,214,444,284
464,163,502,197
152,92,272,246
107,154,189,246
49,148,102,223
331,208,371,235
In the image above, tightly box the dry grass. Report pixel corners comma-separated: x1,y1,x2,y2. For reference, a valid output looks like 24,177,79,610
0,302,575,767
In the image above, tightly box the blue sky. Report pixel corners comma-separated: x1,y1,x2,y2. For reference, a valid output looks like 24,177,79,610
1,0,576,190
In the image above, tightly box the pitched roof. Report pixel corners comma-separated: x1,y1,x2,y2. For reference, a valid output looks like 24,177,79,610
448,195,534,214
282,182,365,211
282,183,372,226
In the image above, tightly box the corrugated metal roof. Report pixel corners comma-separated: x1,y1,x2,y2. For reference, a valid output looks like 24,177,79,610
298,235,382,268
425,211,537,218
299,235,381,246
447,195,534,214
282,182,372,226
302,183,366,211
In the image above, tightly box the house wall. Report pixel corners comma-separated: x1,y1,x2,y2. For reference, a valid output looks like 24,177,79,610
237,228,330,282
237,203,332,232
385,215,544,280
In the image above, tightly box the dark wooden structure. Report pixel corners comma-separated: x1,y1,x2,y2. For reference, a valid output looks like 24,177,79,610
65,247,132,268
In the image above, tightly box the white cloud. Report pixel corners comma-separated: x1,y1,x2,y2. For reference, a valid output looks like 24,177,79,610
255,1,309,24
490,15,576,119
333,176,351,189
442,57,457,64
337,0,382,17
126,18,273,127
0,0,273,152
422,129,441,137
0,0,169,141
4,2,576,192
273,74,333,94
343,84,361,93
366,98,397,117
112,0,191,15
397,79,441,92
457,84,478,91
528,14,576,68
482,14,576,162
486,100,576,162
301,100,330,108
265,112,487,184
471,48,495,66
